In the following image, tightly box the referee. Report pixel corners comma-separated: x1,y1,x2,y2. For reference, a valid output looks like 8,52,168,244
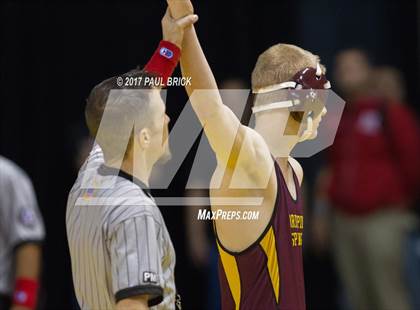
0,156,45,310
66,9,198,310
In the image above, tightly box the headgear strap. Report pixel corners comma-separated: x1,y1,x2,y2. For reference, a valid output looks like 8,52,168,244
252,63,331,114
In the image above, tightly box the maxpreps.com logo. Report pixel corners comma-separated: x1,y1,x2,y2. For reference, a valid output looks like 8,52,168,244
159,47,174,59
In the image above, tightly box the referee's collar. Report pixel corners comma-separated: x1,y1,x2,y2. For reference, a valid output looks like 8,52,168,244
98,164,152,198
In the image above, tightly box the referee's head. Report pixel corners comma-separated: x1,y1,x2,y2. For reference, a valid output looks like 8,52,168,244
84,69,170,169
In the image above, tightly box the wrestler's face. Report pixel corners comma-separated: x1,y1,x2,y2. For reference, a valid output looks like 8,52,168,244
279,106,327,142
283,90,328,141
304,106,327,140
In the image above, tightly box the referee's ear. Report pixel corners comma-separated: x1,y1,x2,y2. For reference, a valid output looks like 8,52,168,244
138,128,152,149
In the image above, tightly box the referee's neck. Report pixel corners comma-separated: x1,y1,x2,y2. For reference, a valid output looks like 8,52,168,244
106,157,151,187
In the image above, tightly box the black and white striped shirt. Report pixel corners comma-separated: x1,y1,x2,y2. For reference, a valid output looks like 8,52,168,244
66,145,176,310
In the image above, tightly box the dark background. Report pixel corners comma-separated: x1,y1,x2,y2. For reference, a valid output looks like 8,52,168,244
1,0,419,309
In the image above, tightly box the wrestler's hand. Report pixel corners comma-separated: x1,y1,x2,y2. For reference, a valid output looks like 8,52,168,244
167,0,194,19
162,7,198,48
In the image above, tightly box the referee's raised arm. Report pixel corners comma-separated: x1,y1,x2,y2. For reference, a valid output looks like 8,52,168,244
66,7,197,310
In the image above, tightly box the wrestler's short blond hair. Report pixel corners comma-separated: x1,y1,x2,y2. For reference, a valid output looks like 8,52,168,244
251,43,325,91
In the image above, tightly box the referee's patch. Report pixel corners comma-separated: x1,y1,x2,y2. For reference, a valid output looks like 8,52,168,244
143,271,158,284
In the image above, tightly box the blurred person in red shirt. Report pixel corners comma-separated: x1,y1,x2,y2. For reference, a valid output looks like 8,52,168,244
313,49,420,310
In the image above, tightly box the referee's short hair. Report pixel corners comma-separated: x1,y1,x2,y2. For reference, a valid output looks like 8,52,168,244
85,69,159,162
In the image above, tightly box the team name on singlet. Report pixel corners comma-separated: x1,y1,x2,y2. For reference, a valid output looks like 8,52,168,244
289,214,304,247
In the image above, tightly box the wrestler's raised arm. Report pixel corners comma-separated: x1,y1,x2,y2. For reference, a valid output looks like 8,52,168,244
167,0,272,176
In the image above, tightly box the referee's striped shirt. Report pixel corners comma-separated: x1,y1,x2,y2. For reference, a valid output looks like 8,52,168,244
66,145,176,310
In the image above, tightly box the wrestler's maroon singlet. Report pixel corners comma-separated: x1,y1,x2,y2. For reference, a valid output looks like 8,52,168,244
216,159,305,310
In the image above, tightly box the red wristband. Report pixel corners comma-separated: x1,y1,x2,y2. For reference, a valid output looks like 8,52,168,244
13,278,39,309
144,40,181,86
